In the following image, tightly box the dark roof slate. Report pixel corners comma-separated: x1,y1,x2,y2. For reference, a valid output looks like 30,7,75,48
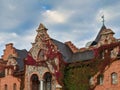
15,49,28,71
71,50,94,62
51,39,73,62
51,39,94,63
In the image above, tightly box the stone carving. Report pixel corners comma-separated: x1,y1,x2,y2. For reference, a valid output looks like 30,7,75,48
98,29,116,47
7,55,17,70
110,46,119,58
26,65,46,76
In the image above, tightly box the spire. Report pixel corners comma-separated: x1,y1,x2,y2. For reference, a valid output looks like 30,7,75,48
101,15,106,30
101,15,105,26
91,15,107,45
37,23,48,32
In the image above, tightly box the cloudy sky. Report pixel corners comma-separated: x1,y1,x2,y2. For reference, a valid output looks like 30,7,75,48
0,0,120,56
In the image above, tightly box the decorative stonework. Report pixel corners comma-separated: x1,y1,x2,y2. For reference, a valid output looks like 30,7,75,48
28,23,62,76
25,23,64,90
30,23,50,61
7,55,17,66
110,46,119,59
25,65,47,77
98,29,116,47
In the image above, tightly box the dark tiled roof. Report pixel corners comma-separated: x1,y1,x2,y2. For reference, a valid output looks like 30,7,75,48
51,39,94,63
71,50,94,62
15,49,28,71
51,39,73,62
14,39,94,66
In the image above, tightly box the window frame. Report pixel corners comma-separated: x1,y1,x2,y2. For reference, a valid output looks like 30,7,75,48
111,72,118,85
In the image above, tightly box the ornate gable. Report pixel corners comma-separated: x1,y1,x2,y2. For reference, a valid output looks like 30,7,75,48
25,24,64,88
97,28,116,46
29,23,63,74
30,23,58,62
30,23,49,61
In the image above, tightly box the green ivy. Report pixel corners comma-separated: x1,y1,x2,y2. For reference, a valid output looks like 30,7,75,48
63,58,106,90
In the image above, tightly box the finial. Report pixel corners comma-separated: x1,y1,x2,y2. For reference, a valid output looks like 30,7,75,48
101,15,105,25
37,23,48,32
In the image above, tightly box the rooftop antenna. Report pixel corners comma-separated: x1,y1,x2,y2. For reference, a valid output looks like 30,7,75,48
101,15,105,26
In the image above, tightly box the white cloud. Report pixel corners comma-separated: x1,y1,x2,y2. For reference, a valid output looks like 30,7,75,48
96,3,120,23
0,0,120,57
96,9,116,23
0,27,37,56
42,10,68,23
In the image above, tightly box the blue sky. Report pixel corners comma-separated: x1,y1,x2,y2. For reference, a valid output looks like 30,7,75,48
0,0,120,56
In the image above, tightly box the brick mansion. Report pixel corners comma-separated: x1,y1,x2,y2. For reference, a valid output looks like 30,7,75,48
0,22,120,90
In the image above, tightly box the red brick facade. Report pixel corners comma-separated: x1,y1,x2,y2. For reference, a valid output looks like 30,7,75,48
0,75,20,90
94,60,120,90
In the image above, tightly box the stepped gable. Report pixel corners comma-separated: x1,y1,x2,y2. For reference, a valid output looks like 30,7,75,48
2,43,17,61
65,41,79,53
1,43,28,71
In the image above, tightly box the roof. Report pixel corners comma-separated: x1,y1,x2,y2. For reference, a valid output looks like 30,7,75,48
91,25,106,45
51,39,73,62
71,50,94,62
51,39,94,63
15,49,28,71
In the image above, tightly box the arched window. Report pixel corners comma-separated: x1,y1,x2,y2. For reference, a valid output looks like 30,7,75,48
4,84,7,90
44,72,52,90
97,74,104,85
111,72,118,84
38,49,44,61
13,83,17,90
30,74,40,90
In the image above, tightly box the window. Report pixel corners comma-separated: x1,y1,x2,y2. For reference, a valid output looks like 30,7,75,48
44,72,52,90
111,72,118,84
13,83,17,90
4,84,7,90
38,49,44,61
97,74,104,85
102,52,104,59
89,77,94,85
31,74,40,90
100,51,104,59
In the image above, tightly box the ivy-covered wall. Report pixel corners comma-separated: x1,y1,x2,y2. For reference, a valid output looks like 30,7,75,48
63,60,100,90
63,43,120,90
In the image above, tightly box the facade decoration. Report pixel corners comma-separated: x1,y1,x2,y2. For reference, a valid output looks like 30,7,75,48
0,21,120,90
